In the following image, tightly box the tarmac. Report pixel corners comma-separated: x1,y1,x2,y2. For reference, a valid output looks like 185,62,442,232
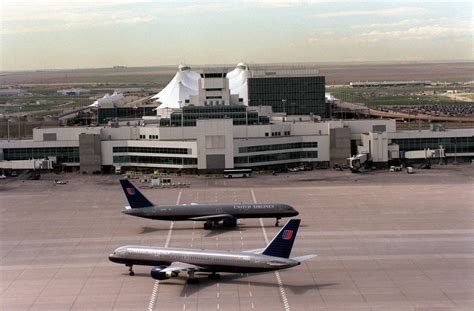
1,165,473,310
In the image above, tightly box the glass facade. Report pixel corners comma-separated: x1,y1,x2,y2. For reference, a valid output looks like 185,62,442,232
239,142,318,153
113,155,197,165
159,106,269,127
391,136,474,154
113,146,189,155
247,76,329,117
98,107,156,124
234,151,318,164
3,147,80,163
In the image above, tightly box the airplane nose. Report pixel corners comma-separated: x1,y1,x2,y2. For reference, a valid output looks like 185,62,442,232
289,206,299,216
109,254,119,263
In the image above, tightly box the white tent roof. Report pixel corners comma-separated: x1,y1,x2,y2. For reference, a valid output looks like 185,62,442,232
152,65,199,109
89,91,124,107
228,63,249,105
153,63,251,110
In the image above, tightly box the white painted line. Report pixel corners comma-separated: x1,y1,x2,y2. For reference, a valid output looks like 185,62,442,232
147,190,182,311
251,188,291,311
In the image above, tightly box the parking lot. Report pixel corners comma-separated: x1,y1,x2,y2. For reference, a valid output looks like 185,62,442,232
1,165,473,310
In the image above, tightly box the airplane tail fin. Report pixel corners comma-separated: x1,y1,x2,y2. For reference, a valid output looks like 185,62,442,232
262,219,301,258
119,179,154,209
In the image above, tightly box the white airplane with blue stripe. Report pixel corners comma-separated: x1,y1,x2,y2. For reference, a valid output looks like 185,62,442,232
109,219,316,283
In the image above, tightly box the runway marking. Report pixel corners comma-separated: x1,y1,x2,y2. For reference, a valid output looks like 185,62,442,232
251,188,291,311
148,190,182,311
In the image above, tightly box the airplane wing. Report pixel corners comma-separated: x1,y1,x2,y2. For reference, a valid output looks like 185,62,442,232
188,214,234,221
291,254,317,262
160,262,204,273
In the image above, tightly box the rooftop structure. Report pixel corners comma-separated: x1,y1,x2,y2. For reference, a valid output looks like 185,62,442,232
151,64,200,109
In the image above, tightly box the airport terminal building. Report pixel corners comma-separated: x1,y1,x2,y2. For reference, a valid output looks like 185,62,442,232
1,64,473,173
1,118,473,173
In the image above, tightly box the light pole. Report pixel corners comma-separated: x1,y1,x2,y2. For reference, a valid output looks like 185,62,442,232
178,100,183,141
454,137,457,165
18,106,22,139
281,99,287,114
7,119,10,141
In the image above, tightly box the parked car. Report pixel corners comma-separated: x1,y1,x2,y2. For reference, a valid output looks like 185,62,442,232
389,166,402,172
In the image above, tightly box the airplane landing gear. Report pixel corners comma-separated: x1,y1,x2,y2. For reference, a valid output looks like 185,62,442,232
208,273,221,280
187,270,199,284
275,217,281,227
127,264,134,276
204,221,212,230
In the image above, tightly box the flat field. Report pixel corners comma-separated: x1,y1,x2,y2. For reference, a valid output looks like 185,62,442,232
1,62,472,86
1,166,473,310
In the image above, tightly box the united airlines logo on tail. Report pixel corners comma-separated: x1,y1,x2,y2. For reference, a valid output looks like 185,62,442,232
282,230,293,240
126,188,135,195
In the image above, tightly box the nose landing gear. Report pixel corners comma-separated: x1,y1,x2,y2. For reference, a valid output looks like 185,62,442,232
127,264,134,276
275,217,281,227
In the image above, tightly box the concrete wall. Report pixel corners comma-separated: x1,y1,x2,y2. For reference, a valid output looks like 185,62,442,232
101,140,197,166
342,119,396,135
0,120,60,139
291,122,329,136
389,128,474,140
33,127,101,142
330,127,351,165
196,119,234,170
234,134,330,163
358,132,389,163
79,134,102,173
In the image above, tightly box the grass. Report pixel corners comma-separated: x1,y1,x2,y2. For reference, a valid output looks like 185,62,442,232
366,95,458,107
328,87,469,107
71,75,173,85
0,97,91,115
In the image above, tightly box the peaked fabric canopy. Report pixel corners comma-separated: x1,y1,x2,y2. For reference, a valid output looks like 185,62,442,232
152,65,199,109
89,91,124,107
153,63,250,110
227,63,249,105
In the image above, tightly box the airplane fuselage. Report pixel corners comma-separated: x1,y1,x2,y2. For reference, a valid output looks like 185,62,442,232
109,245,299,273
122,203,298,221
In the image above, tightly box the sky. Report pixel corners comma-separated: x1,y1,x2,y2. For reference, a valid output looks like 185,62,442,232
0,0,472,71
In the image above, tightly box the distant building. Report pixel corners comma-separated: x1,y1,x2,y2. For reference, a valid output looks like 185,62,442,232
0,89,23,96
349,81,431,88
57,88,90,96
152,64,329,118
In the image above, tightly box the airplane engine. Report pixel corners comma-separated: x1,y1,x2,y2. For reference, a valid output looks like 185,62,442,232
150,266,171,280
223,218,237,227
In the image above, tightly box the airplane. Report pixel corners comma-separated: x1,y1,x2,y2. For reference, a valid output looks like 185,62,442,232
109,219,316,283
119,179,299,229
